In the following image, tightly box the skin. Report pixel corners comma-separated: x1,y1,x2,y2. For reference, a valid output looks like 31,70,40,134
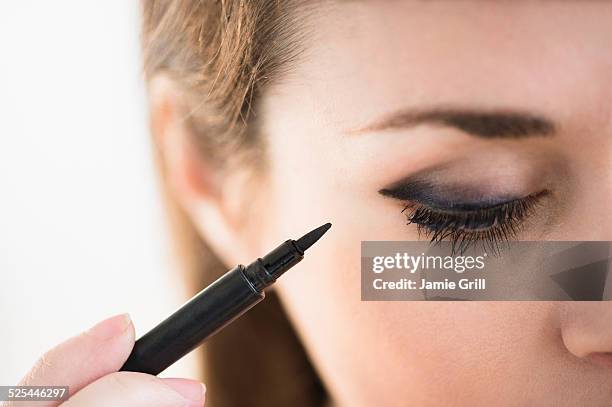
13,1,612,406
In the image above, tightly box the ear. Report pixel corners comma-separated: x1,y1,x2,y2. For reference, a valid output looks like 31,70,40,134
148,75,256,266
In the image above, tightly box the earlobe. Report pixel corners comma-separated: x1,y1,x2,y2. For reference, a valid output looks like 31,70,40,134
147,75,251,266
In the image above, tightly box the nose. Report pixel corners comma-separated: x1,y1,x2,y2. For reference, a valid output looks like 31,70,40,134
561,303,612,366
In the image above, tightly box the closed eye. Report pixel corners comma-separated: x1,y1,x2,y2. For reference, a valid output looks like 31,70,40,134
400,191,547,253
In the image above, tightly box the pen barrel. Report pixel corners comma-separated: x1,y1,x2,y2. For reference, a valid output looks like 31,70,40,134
120,265,263,375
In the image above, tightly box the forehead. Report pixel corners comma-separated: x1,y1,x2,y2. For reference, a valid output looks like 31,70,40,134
269,1,612,133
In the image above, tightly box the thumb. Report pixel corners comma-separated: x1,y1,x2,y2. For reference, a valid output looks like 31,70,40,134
16,313,135,406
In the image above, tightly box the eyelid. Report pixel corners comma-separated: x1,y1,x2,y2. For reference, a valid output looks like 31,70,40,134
403,195,536,212
404,192,544,227
398,191,547,253
379,179,525,210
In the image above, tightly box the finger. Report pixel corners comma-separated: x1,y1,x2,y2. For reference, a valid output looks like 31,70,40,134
16,313,135,407
59,372,205,407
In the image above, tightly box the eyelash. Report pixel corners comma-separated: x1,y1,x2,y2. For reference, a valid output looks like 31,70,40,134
401,192,546,253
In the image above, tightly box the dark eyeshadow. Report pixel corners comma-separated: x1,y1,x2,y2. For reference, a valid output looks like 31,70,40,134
378,178,518,210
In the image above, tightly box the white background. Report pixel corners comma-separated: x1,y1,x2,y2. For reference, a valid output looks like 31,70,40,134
0,1,196,383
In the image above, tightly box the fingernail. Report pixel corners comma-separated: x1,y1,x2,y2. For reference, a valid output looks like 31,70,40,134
162,378,206,406
86,313,132,340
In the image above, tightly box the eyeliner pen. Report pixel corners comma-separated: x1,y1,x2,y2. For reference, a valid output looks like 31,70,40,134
120,223,332,375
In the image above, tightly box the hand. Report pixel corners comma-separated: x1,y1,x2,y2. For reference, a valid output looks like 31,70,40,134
2,314,205,407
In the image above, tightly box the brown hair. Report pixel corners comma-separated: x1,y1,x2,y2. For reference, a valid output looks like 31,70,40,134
140,1,326,406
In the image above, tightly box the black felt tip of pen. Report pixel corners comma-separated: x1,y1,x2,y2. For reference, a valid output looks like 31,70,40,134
120,223,332,375
295,222,331,253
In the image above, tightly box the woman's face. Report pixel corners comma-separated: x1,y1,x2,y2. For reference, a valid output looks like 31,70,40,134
226,2,612,406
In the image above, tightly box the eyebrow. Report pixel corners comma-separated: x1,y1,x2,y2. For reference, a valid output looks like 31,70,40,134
348,107,556,139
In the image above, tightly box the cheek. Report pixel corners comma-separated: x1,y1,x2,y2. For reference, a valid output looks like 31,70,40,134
279,265,565,405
